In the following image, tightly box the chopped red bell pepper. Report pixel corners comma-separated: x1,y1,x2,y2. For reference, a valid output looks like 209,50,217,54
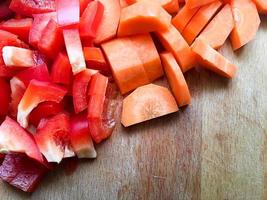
79,1,104,43
51,52,72,86
9,77,25,117
29,101,65,127
83,47,110,73
38,19,64,59
80,0,92,15
72,69,97,114
34,113,74,163
29,12,57,48
0,117,44,163
63,28,86,75
0,0,14,21
17,80,67,128
9,0,56,17
0,153,47,192
0,18,33,42
70,112,96,158
0,78,11,118
56,0,80,28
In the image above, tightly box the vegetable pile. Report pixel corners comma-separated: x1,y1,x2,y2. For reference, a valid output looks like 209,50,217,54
0,0,265,192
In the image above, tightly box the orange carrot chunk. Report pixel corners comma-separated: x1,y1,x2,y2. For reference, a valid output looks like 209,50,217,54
121,84,178,127
230,0,261,50
160,52,191,107
191,38,238,79
182,1,222,45
172,4,200,33
117,1,172,37
252,0,267,14
101,37,149,94
198,4,234,49
156,24,196,73
129,34,163,82
94,0,121,44
186,0,217,9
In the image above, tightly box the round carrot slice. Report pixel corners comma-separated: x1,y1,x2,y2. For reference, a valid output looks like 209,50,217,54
121,84,178,127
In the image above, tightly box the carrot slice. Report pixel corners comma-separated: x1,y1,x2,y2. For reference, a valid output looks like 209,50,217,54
117,1,172,37
172,4,200,33
94,0,121,44
129,34,163,82
186,0,217,9
156,24,196,73
182,1,222,44
198,4,234,49
121,84,178,127
252,0,267,14
191,38,238,78
101,37,150,94
230,0,260,50
160,52,191,107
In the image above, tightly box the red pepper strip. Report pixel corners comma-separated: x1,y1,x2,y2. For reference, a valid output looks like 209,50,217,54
0,117,44,163
0,0,14,21
56,0,80,28
0,78,11,117
9,0,56,17
0,18,32,42
72,69,97,114
80,0,93,15
79,1,104,42
63,28,86,75
51,52,72,86
0,153,47,193
34,113,74,163
9,77,25,117
70,112,96,158
38,19,64,59
29,12,57,48
17,80,67,128
29,101,65,127
83,47,111,74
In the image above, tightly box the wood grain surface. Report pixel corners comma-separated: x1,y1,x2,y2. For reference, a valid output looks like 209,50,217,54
0,17,266,200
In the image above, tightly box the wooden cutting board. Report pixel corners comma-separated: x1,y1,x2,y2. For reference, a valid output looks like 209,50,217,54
1,17,266,200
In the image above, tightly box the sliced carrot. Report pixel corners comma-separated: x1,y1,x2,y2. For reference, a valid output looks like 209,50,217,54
186,0,217,9
101,37,150,94
94,0,121,44
198,4,234,49
117,1,172,37
252,0,267,14
129,34,163,82
230,0,261,50
121,84,178,127
160,52,191,107
191,38,238,78
182,1,222,44
156,24,196,73
172,4,200,33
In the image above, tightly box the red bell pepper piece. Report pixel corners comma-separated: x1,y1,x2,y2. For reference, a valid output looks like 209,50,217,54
9,0,56,17
17,80,67,128
79,1,104,43
83,47,110,73
80,0,92,15
51,52,72,86
0,18,33,42
0,153,47,193
29,101,65,127
0,0,14,21
72,69,97,114
0,78,11,118
29,12,57,48
63,28,86,75
38,19,64,59
0,117,44,163
70,112,96,158
56,0,80,28
88,73,117,143
9,77,25,117
34,113,74,163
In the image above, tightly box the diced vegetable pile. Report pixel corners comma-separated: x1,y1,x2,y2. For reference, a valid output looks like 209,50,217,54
0,0,265,192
